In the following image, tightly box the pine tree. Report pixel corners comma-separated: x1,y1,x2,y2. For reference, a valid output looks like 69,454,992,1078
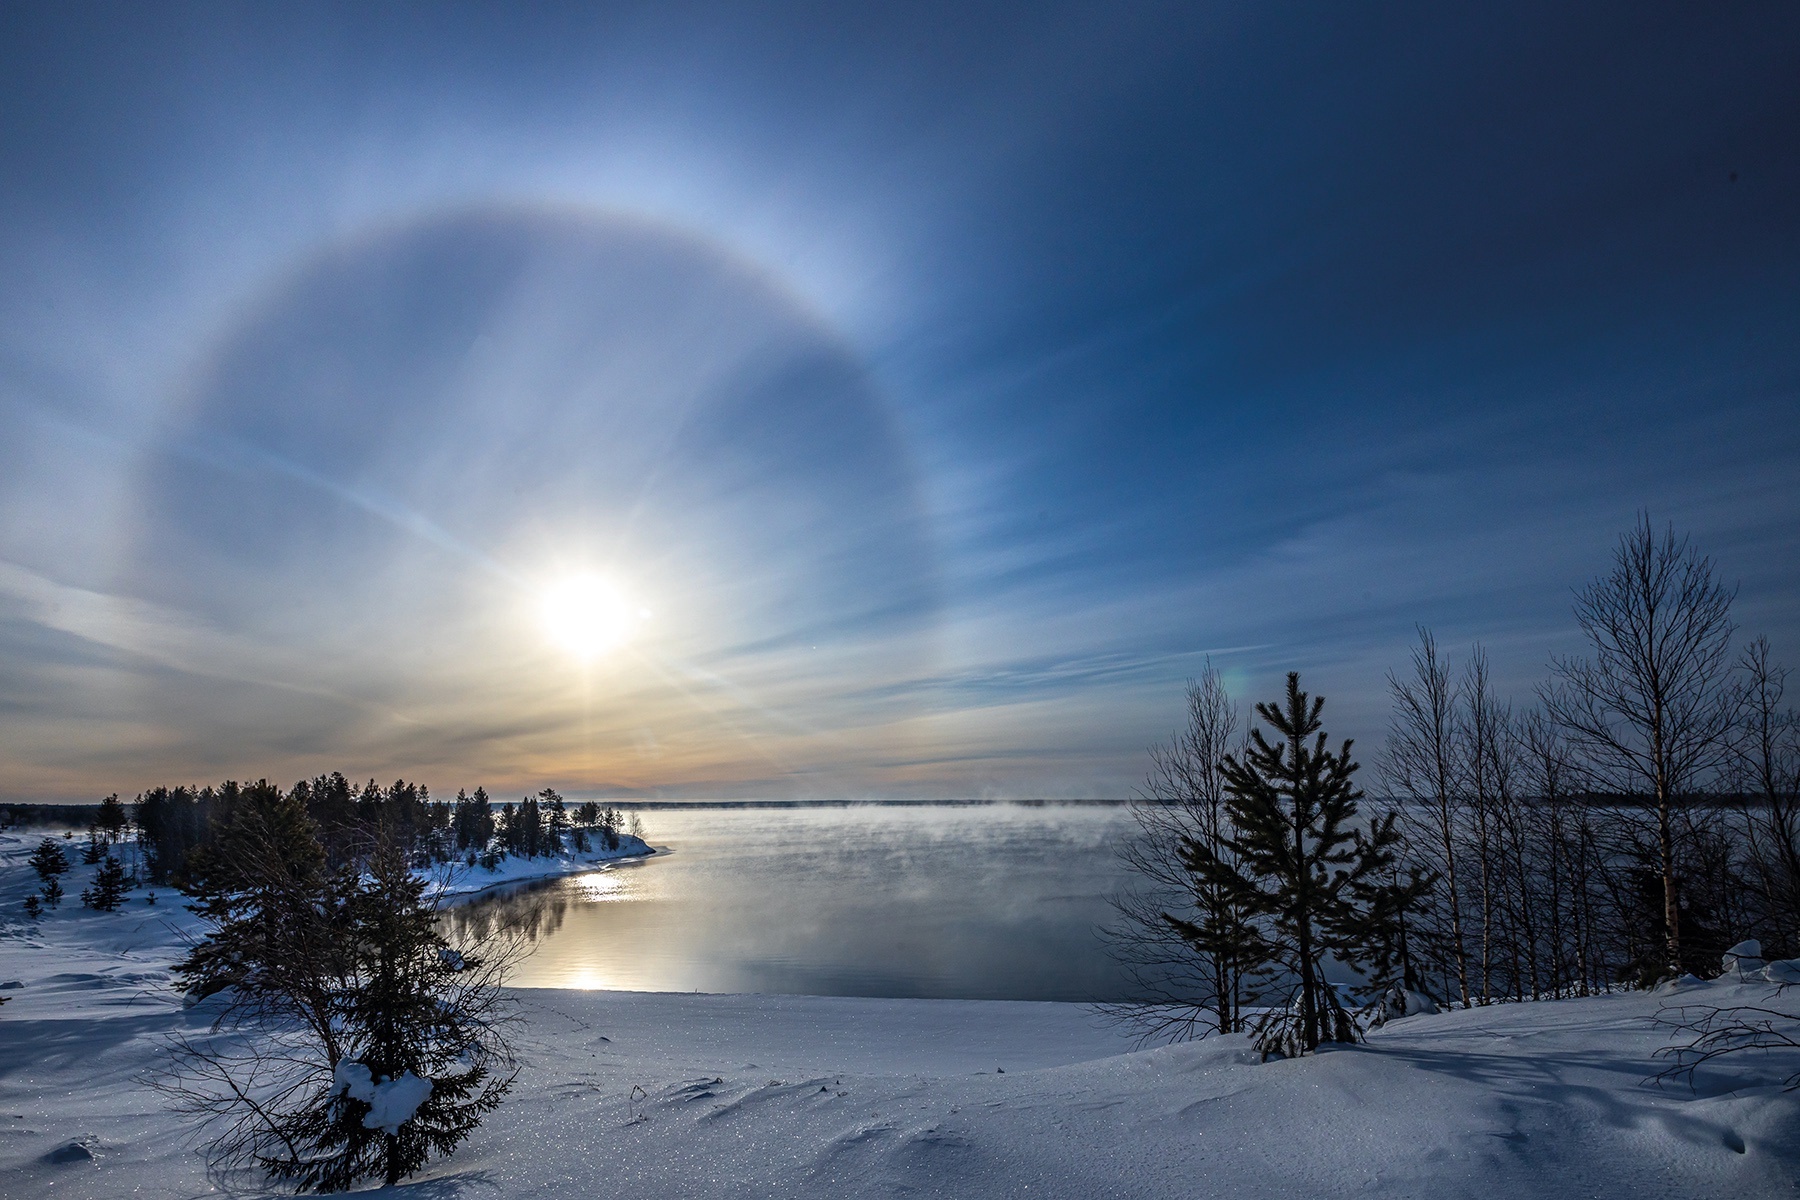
96,792,128,842
29,836,70,885
82,855,131,911
542,789,567,855
1208,673,1429,1057
175,783,342,1007
134,786,205,886
30,837,70,908
166,826,514,1191
298,771,357,866
504,795,543,858
269,841,513,1191
452,788,495,852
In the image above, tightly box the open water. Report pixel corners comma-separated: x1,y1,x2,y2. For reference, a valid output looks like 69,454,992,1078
443,802,1144,1001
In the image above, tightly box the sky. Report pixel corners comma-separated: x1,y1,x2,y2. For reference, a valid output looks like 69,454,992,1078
1,2,1797,802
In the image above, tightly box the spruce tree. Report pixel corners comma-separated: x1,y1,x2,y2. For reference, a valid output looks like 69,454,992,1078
82,855,131,911
1206,673,1429,1057
505,795,543,857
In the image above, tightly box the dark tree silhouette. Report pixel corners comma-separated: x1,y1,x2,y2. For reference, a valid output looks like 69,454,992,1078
1206,673,1426,1056
81,855,131,911
29,837,70,908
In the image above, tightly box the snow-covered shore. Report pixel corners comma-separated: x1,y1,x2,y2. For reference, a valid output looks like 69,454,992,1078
0,825,653,906
2,832,1797,1198
426,833,655,898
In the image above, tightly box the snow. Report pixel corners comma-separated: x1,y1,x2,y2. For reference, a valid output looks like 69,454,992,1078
3,830,1798,1198
426,833,654,897
332,1061,434,1135
1714,941,1800,987
1725,940,1766,981
1766,960,1800,986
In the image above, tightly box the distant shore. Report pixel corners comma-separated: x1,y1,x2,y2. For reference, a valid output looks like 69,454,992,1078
0,796,1135,828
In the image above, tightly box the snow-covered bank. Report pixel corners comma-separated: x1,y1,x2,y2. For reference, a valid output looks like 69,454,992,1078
427,833,654,898
0,826,653,906
2,833,1797,1199
4,978,1797,1199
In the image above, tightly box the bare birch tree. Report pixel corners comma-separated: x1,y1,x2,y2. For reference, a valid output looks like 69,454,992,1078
1460,646,1508,1004
1545,514,1739,980
1105,663,1258,1042
1520,710,1591,995
1381,627,1471,1008
1732,637,1800,953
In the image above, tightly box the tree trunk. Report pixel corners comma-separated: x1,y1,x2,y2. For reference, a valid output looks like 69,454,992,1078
1658,785,1680,977
1292,771,1317,1051
1439,803,1470,1008
1655,711,1680,977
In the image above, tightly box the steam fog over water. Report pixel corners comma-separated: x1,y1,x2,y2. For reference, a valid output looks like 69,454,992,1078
445,803,1142,1002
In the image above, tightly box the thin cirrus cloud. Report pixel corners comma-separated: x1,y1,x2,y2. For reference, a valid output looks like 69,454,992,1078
0,3,1797,800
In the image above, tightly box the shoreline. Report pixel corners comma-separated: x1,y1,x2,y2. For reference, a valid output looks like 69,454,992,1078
427,834,658,901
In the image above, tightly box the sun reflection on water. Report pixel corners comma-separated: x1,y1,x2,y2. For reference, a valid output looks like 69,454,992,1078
573,869,630,902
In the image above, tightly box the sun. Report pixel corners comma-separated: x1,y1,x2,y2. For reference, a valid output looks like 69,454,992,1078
538,573,645,661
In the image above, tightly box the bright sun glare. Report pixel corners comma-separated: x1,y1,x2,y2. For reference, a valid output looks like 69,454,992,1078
539,573,646,661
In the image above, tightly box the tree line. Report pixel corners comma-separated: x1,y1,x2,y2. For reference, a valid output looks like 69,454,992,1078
131,774,640,889
1111,515,1799,1056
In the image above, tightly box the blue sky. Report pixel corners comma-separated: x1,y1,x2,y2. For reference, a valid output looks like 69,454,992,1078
2,2,1797,800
